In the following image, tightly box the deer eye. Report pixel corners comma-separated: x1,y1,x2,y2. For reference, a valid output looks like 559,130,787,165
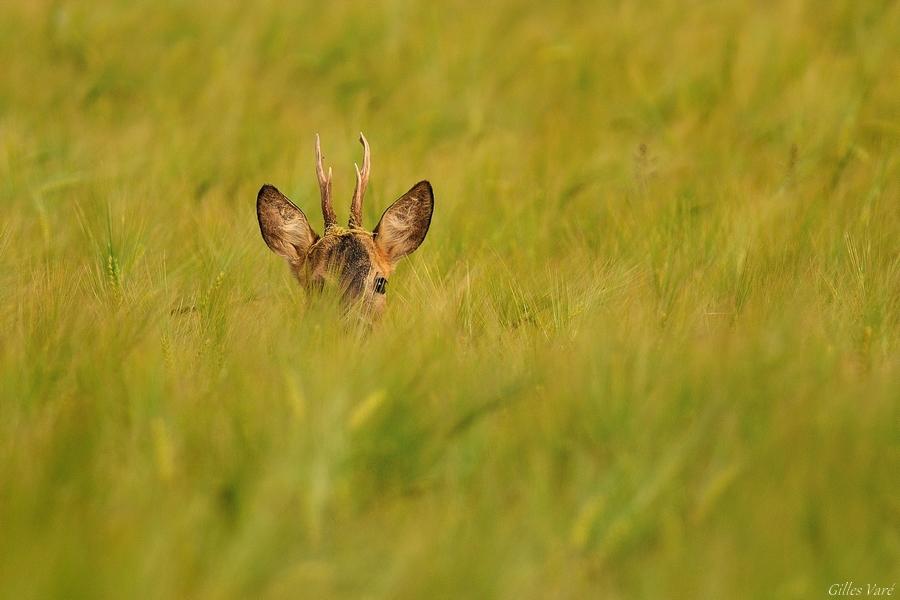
374,276,387,295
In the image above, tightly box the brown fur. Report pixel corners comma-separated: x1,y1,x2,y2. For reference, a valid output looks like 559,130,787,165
257,177,433,317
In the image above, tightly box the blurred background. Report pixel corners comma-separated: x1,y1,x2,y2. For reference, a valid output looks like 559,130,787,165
0,1,897,598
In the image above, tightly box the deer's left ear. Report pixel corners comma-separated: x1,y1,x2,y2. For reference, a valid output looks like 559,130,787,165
257,184,319,262
373,180,434,264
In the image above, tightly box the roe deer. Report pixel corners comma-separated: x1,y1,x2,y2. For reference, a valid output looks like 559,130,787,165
257,133,433,317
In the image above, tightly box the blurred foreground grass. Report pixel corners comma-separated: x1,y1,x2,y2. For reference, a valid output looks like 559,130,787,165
0,1,898,598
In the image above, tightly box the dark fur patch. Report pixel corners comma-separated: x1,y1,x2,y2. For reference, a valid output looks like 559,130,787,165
327,235,371,299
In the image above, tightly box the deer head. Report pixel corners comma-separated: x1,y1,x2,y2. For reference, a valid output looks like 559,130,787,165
257,133,434,317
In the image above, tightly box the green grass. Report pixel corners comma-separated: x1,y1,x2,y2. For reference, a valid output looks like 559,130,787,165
1,1,898,598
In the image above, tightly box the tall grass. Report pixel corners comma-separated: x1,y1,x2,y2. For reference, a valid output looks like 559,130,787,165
0,1,897,598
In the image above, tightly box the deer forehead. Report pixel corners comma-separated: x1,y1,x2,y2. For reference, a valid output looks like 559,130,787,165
308,230,391,276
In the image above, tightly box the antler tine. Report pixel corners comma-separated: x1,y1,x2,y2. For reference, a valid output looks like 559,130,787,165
348,132,370,229
316,133,336,230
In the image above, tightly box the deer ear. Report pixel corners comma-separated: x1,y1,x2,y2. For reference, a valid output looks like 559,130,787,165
257,184,319,262
373,181,434,263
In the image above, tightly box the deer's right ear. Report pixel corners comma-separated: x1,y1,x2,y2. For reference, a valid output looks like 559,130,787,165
257,184,319,262
373,181,434,264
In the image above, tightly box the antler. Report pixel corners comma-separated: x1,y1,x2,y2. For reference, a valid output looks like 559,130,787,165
348,132,370,229
315,133,336,230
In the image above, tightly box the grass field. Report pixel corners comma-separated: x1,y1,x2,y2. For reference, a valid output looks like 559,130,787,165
1,1,898,598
